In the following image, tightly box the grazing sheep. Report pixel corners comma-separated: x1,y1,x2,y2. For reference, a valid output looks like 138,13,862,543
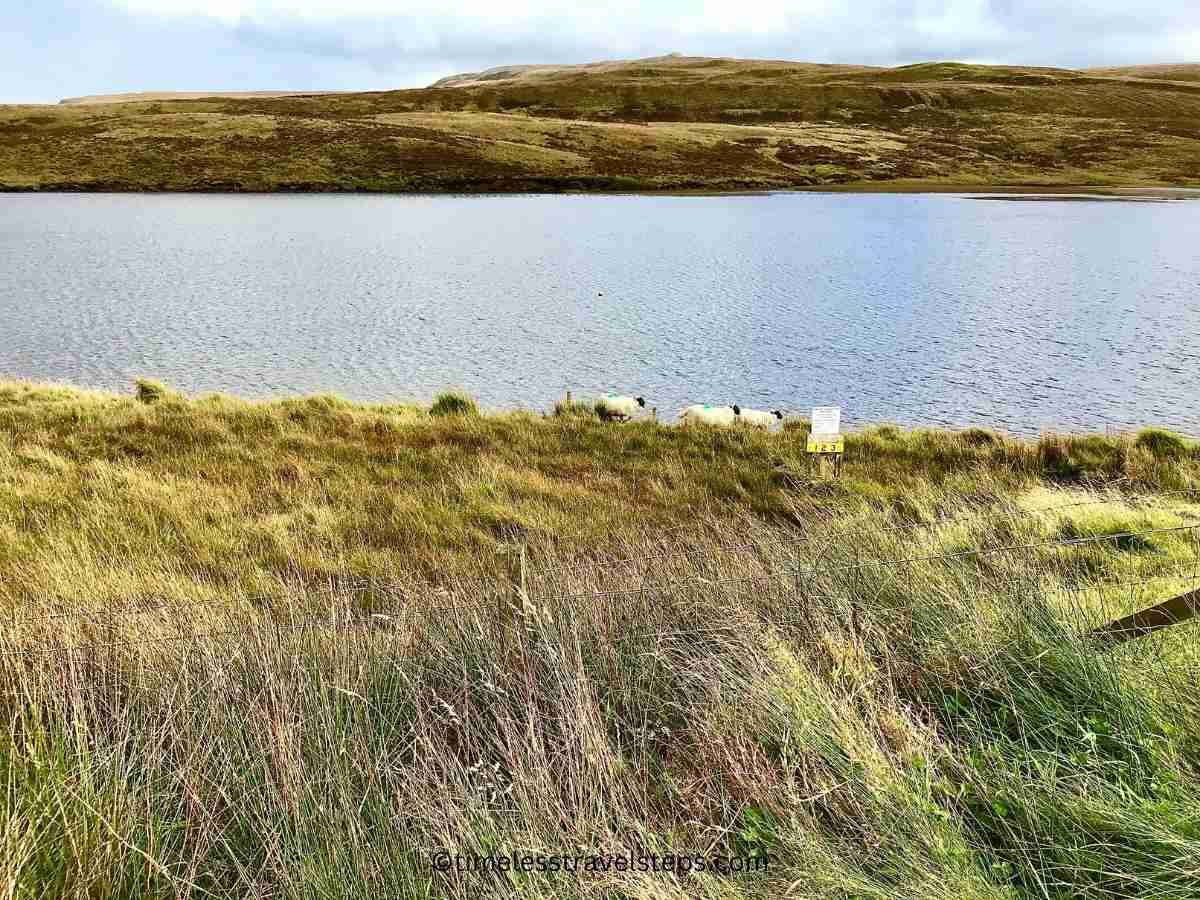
596,392,646,421
678,403,738,427
736,407,785,428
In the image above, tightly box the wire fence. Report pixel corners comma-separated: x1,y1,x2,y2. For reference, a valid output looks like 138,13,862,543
4,514,1198,657
9,488,1199,628
548,487,1200,577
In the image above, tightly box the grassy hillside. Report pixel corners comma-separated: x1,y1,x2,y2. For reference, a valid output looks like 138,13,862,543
1086,64,1200,84
3,380,1200,897
57,90,352,105
3,55,1199,192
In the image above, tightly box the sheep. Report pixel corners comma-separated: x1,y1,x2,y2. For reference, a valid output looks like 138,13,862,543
596,392,646,421
678,403,738,427
736,407,785,428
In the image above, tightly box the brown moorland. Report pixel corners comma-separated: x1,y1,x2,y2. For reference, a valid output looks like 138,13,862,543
2,55,1199,192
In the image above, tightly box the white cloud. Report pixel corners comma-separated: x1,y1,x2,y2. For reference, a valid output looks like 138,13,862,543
113,0,657,24
4,0,1197,104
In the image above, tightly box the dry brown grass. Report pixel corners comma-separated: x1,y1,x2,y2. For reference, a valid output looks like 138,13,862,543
59,90,353,105
1085,64,1200,84
3,55,1198,192
4,381,1200,897
2,379,1199,610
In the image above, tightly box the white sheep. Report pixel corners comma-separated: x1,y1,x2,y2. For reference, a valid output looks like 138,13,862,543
678,403,738,427
596,392,646,421
736,407,785,428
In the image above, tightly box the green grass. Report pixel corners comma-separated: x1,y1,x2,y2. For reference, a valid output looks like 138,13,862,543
1135,428,1192,460
2,380,1200,897
3,55,1199,192
134,377,178,404
429,390,479,417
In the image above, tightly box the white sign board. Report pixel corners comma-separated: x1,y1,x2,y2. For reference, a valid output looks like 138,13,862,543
811,406,841,437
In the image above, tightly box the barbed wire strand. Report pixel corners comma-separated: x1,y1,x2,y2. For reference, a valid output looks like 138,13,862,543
6,523,1198,655
535,522,1200,605
8,488,1200,627
7,520,1197,627
547,488,1200,575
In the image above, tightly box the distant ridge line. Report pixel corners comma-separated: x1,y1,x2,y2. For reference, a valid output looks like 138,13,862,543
59,90,354,106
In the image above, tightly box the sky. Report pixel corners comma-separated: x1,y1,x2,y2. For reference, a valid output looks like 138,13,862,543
5,0,1199,103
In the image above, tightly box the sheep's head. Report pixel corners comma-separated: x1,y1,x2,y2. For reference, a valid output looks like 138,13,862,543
732,405,741,415
636,397,646,407
772,410,784,420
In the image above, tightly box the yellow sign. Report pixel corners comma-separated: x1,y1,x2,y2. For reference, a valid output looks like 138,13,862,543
806,436,844,454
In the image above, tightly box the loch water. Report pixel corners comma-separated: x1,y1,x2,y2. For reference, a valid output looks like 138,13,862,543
3,191,1198,434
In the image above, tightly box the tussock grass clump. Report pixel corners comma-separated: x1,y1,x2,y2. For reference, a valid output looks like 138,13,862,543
134,377,179,404
959,426,1001,446
1055,513,1159,552
552,398,596,419
1135,427,1191,460
1038,433,1130,483
430,390,479,417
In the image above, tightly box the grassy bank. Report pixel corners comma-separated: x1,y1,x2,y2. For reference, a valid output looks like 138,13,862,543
3,381,1200,898
3,56,1200,193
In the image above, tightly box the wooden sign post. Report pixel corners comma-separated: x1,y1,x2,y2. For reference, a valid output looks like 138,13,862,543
806,406,844,478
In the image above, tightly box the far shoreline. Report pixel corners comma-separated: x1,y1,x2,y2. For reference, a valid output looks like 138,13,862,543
3,182,1199,200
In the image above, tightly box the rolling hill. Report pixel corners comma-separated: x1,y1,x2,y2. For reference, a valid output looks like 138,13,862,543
58,90,352,105
1086,63,1200,83
2,54,1199,192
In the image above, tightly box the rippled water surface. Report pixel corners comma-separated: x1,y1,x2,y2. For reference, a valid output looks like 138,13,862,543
3,192,1199,433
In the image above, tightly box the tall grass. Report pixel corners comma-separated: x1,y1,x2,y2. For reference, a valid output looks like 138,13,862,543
2,382,1200,897
5,515,1200,898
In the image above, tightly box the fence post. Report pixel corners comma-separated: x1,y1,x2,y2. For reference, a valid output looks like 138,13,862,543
1088,588,1200,646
